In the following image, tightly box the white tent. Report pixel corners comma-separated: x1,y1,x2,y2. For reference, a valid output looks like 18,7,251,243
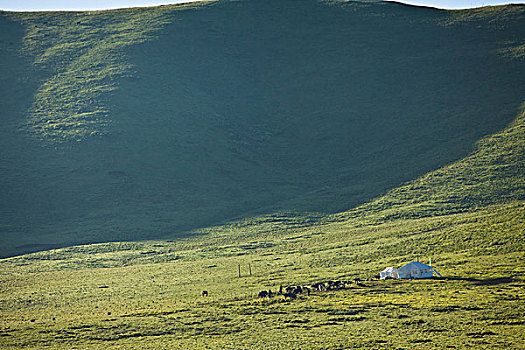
380,267,399,279
398,261,439,279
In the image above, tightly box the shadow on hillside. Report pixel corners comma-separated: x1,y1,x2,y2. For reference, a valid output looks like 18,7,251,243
1,0,525,258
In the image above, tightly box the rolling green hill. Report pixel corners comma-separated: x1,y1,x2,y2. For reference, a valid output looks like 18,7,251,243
1,0,524,258
0,1,524,349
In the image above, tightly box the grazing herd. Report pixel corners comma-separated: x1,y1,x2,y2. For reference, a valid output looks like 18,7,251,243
200,278,371,300
258,278,368,301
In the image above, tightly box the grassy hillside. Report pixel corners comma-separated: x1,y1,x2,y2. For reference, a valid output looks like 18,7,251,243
0,0,524,257
0,2,524,348
338,102,525,222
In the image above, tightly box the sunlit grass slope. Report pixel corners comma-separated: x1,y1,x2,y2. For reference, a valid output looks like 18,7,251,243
339,102,525,222
13,5,190,141
0,202,523,349
0,0,524,259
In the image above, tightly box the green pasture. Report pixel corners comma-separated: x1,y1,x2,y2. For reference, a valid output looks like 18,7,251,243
0,202,523,349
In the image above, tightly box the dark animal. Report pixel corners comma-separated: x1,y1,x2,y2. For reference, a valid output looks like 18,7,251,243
303,286,310,296
201,290,208,297
279,285,283,294
293,286,303,294
283,292,297,300
258,290,268,298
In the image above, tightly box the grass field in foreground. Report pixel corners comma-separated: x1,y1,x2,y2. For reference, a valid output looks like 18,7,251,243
0,202,523,349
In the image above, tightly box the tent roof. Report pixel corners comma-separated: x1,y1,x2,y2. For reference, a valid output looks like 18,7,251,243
381,266,398,272
399,261,432,271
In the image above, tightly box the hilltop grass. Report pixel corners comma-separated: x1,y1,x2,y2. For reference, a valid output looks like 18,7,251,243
0,202,523,349
10,0,524,143
10,2,210,141
17,8,172,141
